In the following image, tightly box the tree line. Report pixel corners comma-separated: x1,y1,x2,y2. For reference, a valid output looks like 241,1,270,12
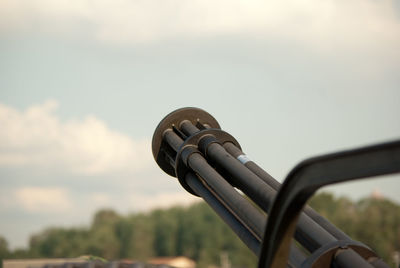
1,193,399,268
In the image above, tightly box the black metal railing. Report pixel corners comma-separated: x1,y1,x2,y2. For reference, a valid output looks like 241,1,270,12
152,107,400,268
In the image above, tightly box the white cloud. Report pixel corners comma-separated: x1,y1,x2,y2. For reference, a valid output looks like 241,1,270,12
86,192,113,208
14,187,72,213
0,100,151,175
89,192,112,204
129,192,200,211
0,0,398,53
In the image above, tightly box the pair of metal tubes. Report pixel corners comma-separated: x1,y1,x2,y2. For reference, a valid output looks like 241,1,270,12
161,119,376,268
177,121,341,248
163,126,306,267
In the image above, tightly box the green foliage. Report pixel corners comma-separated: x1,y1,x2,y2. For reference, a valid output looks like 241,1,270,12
0,236,10,268
29,228,85,257
81,256,108,263
1,194,399,268
309,192,400,267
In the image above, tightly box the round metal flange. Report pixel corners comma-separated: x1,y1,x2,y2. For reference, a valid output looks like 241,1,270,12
152,107,221,177
300,240,376,268
175,129,241,195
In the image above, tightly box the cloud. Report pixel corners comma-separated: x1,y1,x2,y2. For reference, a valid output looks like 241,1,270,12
0,0,399,53
14,187,72,213
129,192,200,211
0,100,151,175
88,192,112,205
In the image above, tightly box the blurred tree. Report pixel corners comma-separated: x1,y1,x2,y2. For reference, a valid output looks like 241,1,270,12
2,194,399,268
92,209,120,228
0,236,10,268
310,192,400,267
151,208,179,257
88,209,121,259
29,228,89,257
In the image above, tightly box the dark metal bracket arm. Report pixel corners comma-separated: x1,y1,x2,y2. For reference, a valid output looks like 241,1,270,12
258,140,400,268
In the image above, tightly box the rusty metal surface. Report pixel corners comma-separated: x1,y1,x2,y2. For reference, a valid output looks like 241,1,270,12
152,107,220,177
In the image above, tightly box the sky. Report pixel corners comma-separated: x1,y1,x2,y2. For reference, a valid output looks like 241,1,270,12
0,0,399,250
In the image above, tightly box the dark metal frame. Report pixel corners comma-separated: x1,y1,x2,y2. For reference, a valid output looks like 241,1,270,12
258,140,400,268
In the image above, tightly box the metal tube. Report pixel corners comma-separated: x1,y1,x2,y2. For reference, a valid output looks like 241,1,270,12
181,120,276,210
163,129,184,151
207,142,276,211
180,120,200,135
333,248,375,268
181,121,338,252
187,152,266,239
303,208,350,241
163,128,265,240
206,142,337,252
186,172,307,268
223,142,281,190
223,142,351,241
162,127,308,266
186,172,261,254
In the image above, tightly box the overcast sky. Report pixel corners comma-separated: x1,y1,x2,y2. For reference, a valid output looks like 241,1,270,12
1,0,399,249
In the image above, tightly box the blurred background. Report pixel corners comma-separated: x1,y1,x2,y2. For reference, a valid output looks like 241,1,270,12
0,0,399,267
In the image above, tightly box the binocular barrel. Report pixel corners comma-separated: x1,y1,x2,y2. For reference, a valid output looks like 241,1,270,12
152,107,400,268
